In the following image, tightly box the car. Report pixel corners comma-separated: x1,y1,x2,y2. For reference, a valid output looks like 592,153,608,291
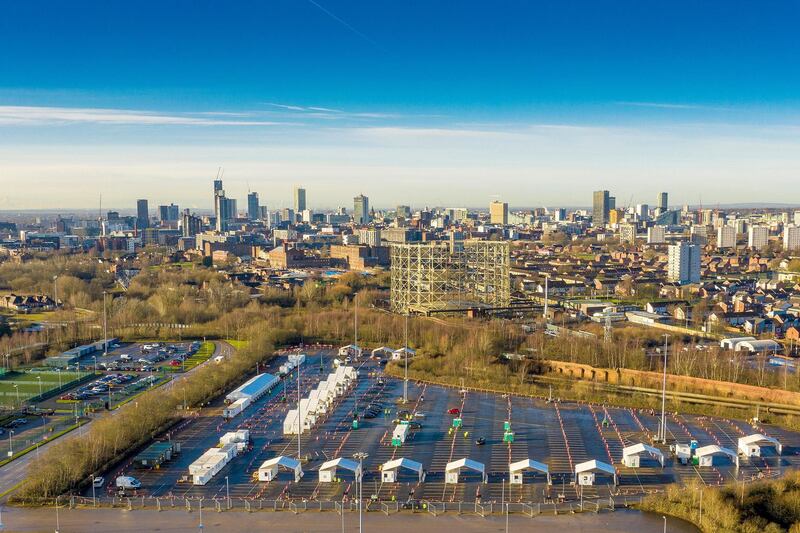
93,476,105,488
447,408,460,415
475,437,486,446
414,412,426,418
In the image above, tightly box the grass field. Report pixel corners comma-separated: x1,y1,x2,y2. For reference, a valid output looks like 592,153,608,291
174,341,215,371
225,339,249,351
0,370,91,406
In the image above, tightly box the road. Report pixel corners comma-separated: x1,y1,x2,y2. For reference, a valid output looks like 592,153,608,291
0,341,233,502
0,506,700,532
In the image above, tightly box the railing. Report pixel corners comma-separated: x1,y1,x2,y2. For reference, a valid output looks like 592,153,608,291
60,494,645,516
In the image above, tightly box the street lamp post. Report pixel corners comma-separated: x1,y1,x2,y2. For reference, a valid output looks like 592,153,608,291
297,364,301,461
37,376,42,396
663,515,667,533
403,313,409,403
7,430,13,457
353,452,368,533
225,476,230,509
103,291,108,356
659,334,670,443
198,498,204,530
13,384,19,408
57,368,62,388
91,476,96,506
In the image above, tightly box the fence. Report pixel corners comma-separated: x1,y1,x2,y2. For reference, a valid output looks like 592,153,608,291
64,494,645,516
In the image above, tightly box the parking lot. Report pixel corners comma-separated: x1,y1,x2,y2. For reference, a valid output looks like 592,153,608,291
86,341,204,373
90,349,800,505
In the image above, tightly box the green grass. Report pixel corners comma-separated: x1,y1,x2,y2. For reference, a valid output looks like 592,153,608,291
178,341,215,371
0,370,90,406
225,339,249,351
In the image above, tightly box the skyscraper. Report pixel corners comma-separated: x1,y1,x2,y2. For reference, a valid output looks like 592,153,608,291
354,194,369,225
658,192,668,212
181,209,202,237
158,203,179,222
647,225,666,244
396,205,411,219
247,192,260,221
294,187,307,213
136,199,149,229
747,226,769,250
489,201,508,225
592,190,610,226
717,225,736,249
668,242,701,284
784,225,800,251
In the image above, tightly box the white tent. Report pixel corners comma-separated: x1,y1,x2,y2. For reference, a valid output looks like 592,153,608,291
509,459,551,485
575,460,617,486
737,434,782,457
318,457,362,483
445,458,487,484
258,456,304,482
622,443,665,468
695,445,739,467
371,346,394,358
381,458,425,483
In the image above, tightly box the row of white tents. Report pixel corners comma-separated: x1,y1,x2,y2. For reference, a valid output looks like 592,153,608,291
283,365,357,435
255,455,609,486
255,434,781,486
189,430,250,485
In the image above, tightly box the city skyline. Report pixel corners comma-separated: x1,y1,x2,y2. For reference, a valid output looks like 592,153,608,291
3,1,800,208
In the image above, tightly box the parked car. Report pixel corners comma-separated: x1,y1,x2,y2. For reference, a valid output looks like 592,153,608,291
447,408,460,415
93,476,105,488
115,476,141,490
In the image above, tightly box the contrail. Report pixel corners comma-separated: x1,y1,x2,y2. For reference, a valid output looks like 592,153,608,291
306,0,382,49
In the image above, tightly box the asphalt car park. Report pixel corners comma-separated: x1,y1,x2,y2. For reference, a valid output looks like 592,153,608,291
89,350,800,505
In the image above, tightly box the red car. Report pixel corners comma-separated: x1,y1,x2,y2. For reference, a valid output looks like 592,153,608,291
447,408,460,415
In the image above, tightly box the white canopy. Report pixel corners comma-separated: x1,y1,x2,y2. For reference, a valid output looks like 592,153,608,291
509,459,551,484
318,457,362,481
258,456,303,482
445,458,487,483
381,458,425,482
695,445,739,467
575,459,617,485
738,434,782,455
622,443,665,467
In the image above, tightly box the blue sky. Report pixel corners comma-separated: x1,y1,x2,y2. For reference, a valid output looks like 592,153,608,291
1,1,799,210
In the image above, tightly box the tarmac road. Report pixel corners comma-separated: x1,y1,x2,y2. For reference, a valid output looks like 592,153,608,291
0,341,233,502
0,506,699,532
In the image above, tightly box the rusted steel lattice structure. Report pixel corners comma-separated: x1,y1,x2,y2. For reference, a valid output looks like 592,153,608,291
390,240,510,315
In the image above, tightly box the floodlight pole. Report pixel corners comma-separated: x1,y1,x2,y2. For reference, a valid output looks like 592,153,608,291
660,334,670,443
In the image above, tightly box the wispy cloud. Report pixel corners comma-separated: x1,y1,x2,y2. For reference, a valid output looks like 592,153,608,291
264,102,397,120
616,101,722,110
0,106,288,126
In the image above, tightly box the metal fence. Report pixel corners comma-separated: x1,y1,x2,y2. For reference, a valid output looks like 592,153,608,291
64,494,646,516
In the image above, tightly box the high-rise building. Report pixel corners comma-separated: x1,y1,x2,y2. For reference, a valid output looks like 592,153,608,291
647,225,666,244
717,225,736,249
396,205,411,219
690,225,708,245
181,209,202,237
553,208,567,221
619,223,637,244
489,201,508,225
668,242,701,285
136,199,149,229
158,203,179,222
747,226,769,250
247,192,260,221
784,225,800,251
592,190,610,226
608,209,624,225
358,229,382,246
658,192,668,212
214,184,235,233
213,179,223,194
354,194,369,225
294,187,307,213
794,211,800,227
635,204,650,221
